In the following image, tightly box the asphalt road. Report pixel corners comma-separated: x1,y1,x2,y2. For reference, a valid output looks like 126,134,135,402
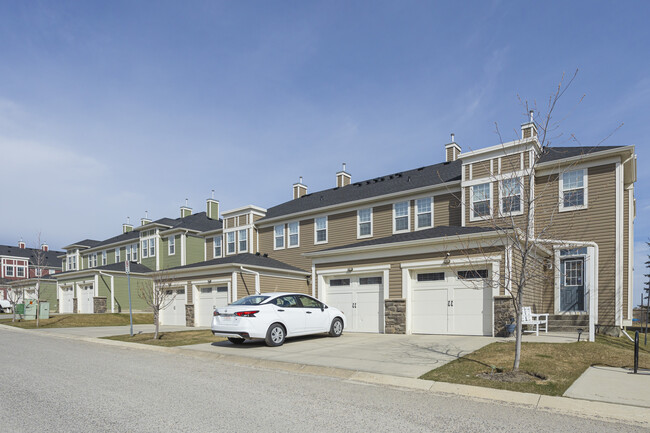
0,328,645,433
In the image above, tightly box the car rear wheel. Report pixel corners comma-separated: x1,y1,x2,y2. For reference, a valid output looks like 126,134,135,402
329,317,343,337
227,337,245,345
265,323,286,347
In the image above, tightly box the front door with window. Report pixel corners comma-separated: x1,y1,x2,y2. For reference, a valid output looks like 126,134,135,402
560,258,585,312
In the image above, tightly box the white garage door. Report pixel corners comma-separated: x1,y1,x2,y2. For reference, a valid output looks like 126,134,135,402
78,285,94,314
60,287,74,313
196,286,229,327
326,275,383,333
411,269,492,336
160,289,186,326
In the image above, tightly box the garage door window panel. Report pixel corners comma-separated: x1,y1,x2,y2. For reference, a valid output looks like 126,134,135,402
417,272,445,282
457,269,488,279
359,276,382,285
329,278,350,286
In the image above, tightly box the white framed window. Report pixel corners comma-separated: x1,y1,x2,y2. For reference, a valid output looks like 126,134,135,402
72,255,77,270
227,232,236,254
213,236,222,258
16,266,25,277
102,250,107,266
288,222,299,248
89,253,97,268
471,182,492,220
115,248,120,263
560,169,587,211
357,208,372,238
415,198,433,229
168,236,175,255
132,243,138,261
6,266,13,277
274,225,285,249
35,268,42,277
238,229,248,253
314,216,328,244
126,246,131,262
149,239,155,257
500,177,523,215
141,239,148,258
393,201,410,233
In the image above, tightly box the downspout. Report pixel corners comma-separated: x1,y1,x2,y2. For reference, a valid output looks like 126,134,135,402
98,270,115,313
239,266,260,295
538,239,599,342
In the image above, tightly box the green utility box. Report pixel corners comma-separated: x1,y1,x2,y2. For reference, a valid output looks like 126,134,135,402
15,303,25,315
39,302,50,320
24,301,37,320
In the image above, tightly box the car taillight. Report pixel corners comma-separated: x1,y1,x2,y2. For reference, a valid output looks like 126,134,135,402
213,310,220,316
235,310,259,317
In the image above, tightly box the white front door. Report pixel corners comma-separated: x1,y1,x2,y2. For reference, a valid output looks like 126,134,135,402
60,287,74,313
78,285,94,314
196,286,229,327
410,269,491,336
326,275,382,333
160,289,186,326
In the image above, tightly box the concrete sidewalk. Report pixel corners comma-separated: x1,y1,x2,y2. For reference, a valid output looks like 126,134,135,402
564,366,650,408
31,324,206,338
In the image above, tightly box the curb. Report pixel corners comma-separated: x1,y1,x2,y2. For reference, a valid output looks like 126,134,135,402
2,324,648,426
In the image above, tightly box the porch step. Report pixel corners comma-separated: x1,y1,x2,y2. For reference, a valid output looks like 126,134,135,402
547,314,589,332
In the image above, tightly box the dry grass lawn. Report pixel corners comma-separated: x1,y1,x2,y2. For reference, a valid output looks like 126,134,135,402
104,330,225,347
0,313,154,329
420,335,650,396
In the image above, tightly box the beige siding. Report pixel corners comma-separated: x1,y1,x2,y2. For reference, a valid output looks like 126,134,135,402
237,272,256,299
501,153,521,174
473,160,491,179
623,186,629,320
535,164,617,325
374,204,393,238
434,192,461,226
205,238,213,260
226,217,235,229
260,275,310,295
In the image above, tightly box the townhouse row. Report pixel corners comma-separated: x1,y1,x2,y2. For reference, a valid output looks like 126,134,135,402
9,116,636,337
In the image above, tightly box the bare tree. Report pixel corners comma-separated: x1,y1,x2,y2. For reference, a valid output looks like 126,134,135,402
31,233,47,328
137,271,177,340
453,71,621,371
6,284,23,322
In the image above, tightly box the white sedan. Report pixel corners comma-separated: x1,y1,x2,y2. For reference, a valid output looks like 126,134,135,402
211,293,346,347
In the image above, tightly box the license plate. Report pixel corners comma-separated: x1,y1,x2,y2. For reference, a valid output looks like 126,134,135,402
221,315,233,321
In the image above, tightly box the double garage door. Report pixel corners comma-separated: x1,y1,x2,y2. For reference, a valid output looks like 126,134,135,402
325,275,383,333
410,269,492,336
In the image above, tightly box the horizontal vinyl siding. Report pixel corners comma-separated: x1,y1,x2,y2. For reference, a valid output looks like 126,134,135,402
237,272,256,299
260,275,310,295
473,160,491,179
434,192,462,226
623,188,629,320
186,236,204,265
205,238,214,260
500,153,522,173
112,275,151,312
534,164,617,325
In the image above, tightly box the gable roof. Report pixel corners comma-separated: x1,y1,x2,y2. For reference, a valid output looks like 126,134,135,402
63,239,101,249
538,146,623,164
0,245,64,268
260,159,463,221
316,225,497,253
91,230,140,249
168,253,308,274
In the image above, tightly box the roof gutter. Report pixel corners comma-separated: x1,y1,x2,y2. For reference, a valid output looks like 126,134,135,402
163,261,309,277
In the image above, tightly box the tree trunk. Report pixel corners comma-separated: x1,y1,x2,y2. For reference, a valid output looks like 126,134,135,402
154,310,159,340
513,290,524,371
36,300,40,328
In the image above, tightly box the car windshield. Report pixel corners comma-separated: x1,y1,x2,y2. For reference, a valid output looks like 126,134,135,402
230,295,270,306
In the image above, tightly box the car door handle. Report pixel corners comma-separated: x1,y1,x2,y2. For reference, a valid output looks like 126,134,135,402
306,311,312,314
277,309,285,312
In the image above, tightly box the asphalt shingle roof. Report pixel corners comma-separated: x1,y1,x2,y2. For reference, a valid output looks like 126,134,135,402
0,245,64,268
168,253,308,273
92,230,140,248
68,239,101,248
321,225,497,252
261,159,463,221
140,212,222,233
538,146,622,163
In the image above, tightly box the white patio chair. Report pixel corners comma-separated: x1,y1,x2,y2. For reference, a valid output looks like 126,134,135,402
522,306,549,336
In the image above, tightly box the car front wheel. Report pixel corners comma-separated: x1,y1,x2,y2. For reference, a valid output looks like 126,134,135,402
265,323,286,347
227,337,245,345
329,317,343,337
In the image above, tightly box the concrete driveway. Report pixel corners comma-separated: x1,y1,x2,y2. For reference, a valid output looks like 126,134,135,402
182,333,494,378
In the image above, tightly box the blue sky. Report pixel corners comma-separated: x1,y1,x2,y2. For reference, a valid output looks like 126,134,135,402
0,1,648,303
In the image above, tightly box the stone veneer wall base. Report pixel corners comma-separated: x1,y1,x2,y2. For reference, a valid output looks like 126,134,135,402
185,304,194,327
93,297,107,314
384,299,406,334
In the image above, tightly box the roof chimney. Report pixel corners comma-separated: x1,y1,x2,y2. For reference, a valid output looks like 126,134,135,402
521,110,538,139
122,217,134,233
293,177,308,199
141,211,152,226
41,243,49,252
18,239,25,249
445,133,461,162
336,163,351,187
180,198,192,218
207,192,220,220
